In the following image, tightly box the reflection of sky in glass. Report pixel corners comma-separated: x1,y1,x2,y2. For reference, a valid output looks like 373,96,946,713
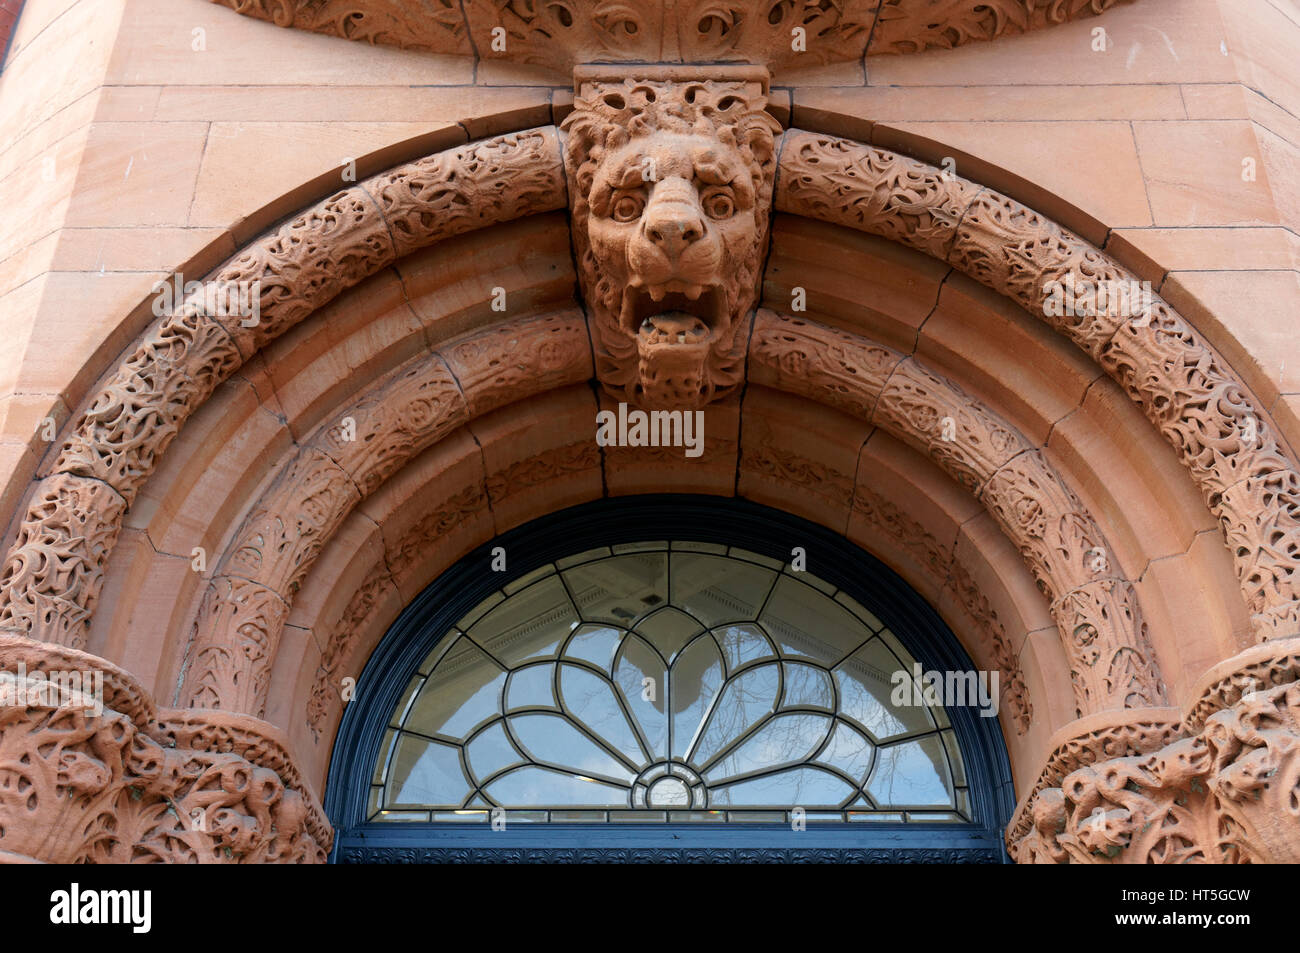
374,544,968,823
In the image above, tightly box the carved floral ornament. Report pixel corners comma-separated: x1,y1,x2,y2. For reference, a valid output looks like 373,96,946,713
1,80,1297,860
210,0,1137,66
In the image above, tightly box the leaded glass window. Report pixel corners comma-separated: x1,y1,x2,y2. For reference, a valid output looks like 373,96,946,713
366,541,970,825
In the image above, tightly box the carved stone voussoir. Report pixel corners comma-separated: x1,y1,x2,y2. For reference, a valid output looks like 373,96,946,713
1217,468,1300,638
562,75,781,410
316,355,469,497
0,475,127,648
777,130,979,261
181,576,291,716
440,311,594,416
55,309,244,500
748,309,901,419
363,128,567,258
875,358,1030,495
1050,579,1167,716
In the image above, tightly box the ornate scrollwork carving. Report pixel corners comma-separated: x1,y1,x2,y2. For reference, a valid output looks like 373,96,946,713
215,0,1124,66
210,0,469,52
0,130,566,648
871,0,1133,55
749,310,1163,713
181,313,590,716
945,559,1033,735
0,476,127,649
777,130,1300,644
777,130,979,261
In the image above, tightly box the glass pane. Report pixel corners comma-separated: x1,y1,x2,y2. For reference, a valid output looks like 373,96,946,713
404,638,505,741
670,552,775,626
471,575,578,666
465,720,524,785
387,735,470,808
692,662,780,766
833,639,935,741
867,735,954,808
615,634,668,761
708,766,855,809
486,766,629,808
779,662,834,710
563,552,668,626
635,606,703,663
507,713,637,784
559,663,647,765
504,663,558,711
562,624,622,672
703,713,834,784
760,574,869,664
669,633,724,760
367,540,972,826
813,720,875,785
713,623,777,671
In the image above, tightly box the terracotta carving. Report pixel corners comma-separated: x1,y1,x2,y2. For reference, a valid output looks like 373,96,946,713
777,130,1300,644
0,129,565,648
1011,679,1300,864
7,126,1289,705
0,476,127,650
0,635,327,863
1,110,1294,866
181,312,591,716
212,0,1128,65
1186,635,1300,731
208,0,470,53
946,558,1033,735
871,0,1134,55
562,75,780,410
749,309,1165,714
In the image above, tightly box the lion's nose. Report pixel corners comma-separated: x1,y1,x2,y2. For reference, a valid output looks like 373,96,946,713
643,204,705,260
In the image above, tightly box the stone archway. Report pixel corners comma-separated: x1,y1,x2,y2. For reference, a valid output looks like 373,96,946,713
1,68,1297,863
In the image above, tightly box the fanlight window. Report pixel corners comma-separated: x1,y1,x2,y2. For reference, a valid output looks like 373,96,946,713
367,542,970,824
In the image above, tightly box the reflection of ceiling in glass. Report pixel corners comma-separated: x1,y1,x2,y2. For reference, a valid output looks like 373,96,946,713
368,542,970,825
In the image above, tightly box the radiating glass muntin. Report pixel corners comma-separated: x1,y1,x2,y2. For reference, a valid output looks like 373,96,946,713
367,541,970,825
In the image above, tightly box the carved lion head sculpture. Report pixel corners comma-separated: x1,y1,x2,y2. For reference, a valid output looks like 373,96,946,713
562,78,782,409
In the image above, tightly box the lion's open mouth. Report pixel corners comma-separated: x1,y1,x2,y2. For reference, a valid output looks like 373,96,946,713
621,283,727,345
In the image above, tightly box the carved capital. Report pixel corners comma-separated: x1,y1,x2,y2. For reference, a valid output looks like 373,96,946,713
1010,681,1300,864
0,640,329,863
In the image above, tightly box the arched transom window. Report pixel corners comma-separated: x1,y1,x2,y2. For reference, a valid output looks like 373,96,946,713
366,541,970,825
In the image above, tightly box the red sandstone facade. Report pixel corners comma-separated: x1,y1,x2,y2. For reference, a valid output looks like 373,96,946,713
0,0,1297,863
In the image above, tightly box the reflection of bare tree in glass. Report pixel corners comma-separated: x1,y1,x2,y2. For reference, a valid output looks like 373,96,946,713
382,547,970,823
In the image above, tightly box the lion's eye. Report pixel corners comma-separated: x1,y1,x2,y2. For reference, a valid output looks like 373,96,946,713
703,191,735,220
611,193,645,223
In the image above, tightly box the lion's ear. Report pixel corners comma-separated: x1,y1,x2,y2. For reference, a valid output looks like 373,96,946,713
743,125,776,172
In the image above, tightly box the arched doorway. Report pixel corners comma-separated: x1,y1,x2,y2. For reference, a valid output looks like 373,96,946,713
326,496,1014,862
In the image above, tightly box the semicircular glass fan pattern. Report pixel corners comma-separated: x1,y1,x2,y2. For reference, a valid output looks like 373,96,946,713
367,542,971,824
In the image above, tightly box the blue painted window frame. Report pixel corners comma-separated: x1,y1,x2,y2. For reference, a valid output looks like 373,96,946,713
326,495,1015,863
